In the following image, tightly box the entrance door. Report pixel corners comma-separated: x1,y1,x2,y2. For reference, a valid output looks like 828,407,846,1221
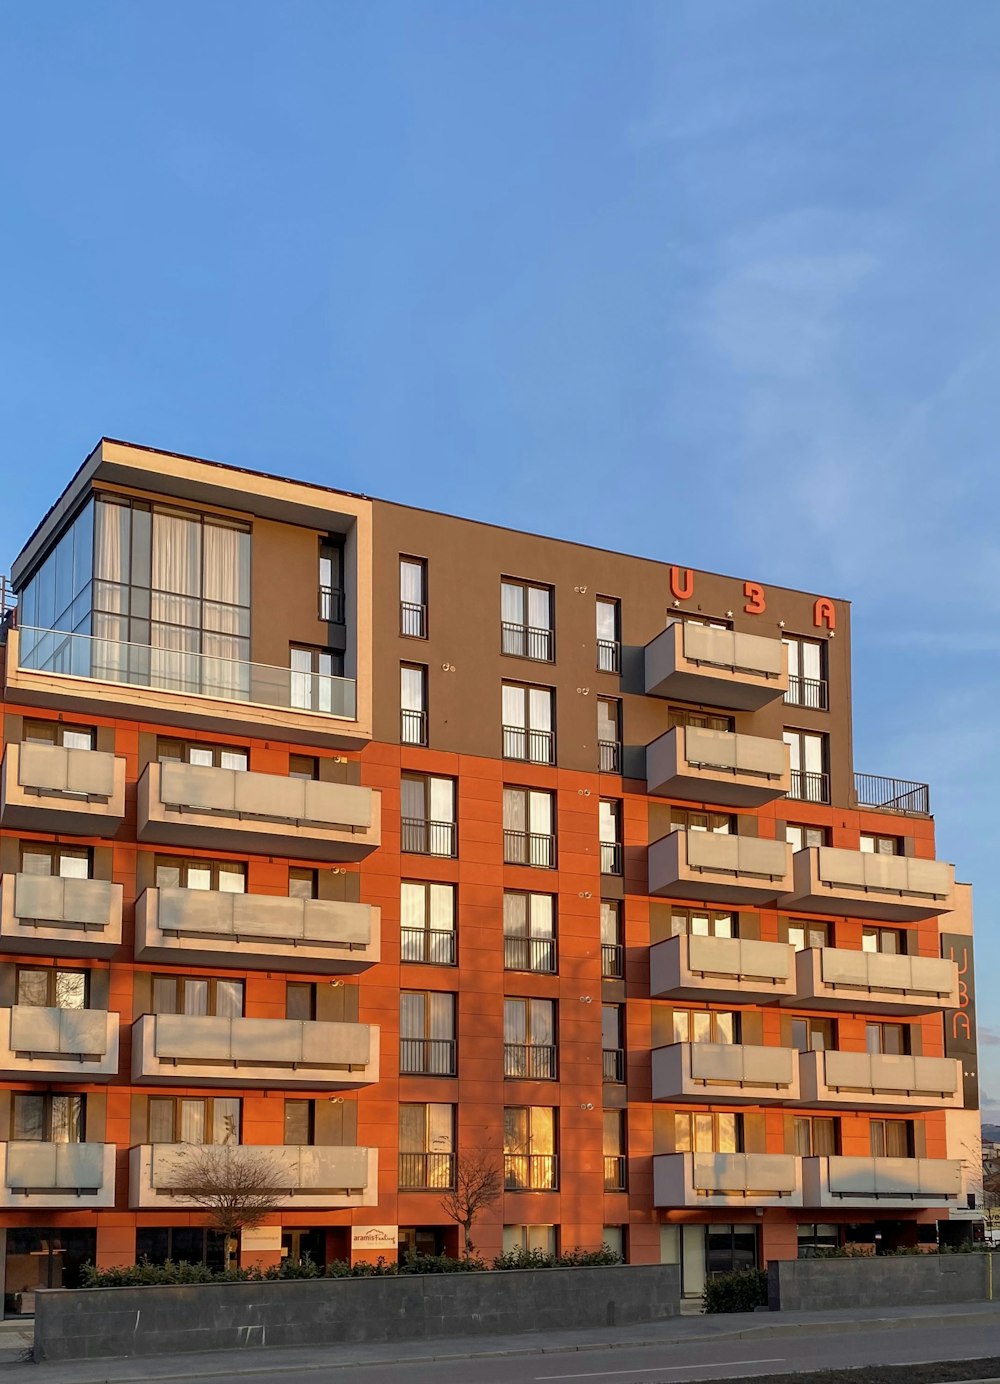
281,1229,326,1269
4,1229,96,1316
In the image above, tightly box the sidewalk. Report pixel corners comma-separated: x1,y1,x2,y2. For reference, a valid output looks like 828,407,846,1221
8,1299,1000,1382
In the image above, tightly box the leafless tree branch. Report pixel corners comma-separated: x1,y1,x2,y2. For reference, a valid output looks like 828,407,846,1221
440,1143,503,1258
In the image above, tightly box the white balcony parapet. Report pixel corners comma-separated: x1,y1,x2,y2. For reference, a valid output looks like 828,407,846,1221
798,1050,963,1111
646,727,790,807
801,1156,961,1208
0,874,123,956
780,847,955,921
645,623,788,711
0,742,125,834
650,934,797,1003
128,1143,378,1210
0,1006,119,1081
649,830,792,905
0,1141,117,1209
652,1042,799,1103
653,1152,801,1208
789,947,960,1015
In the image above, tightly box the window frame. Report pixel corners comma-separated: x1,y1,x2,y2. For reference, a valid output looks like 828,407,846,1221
399,556,428,639
500,578,555,663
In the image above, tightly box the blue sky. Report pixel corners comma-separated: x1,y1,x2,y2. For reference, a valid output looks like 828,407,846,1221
2,2,999,1115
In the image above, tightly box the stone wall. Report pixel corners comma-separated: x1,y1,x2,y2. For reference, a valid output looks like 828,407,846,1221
768,1253,997,1312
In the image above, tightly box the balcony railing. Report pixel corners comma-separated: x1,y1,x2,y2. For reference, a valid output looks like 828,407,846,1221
855,773,930,816
502,726,555,764
398,1151,455,1190
504,1043,557,1080
501,623,553,662
401,818,456,857
504,935,557,974
503,830,555,868
16,626,357,720
601,942,624,979
400,927,456,966
400,602,427,638
318,586,345,623
600,841,623,876
401,709,427,746
504,1153,557,1190
603,1047,626,1083
785,676,828,710
603,1154,627,1191
789,769,830,804
597,639,620,674
399,1037,456,1077
599,740,622,773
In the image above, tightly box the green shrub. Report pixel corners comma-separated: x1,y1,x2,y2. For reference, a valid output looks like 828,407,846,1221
400,1252,487,1274
703,1267,768,1314
555,1245,622,1267
493,1243,623,1271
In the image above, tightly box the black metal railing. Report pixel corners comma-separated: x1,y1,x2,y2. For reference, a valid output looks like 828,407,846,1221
501,622,553,662
504,935,557,974
599,740,621,773
0,576,15,619
854,773,930,816
597,639,620,673
400,601,427,638
401,817,456,856
504,1043,557,1080
600,841,623,875
603,1048,626,1083
400,927,457,966
789,770,830,804
398,1152,455,1189
319,585,345,623
503,829,556,868
603,1154,627,1191
601,942,624,979
400,1037,456,1076
502,725,555,764
504,1153,558,1191
785,675,828,710
401,709,427,746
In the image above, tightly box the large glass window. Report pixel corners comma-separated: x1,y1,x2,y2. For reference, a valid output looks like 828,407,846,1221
16,968,87,1009
504,1106,557,1189
401,881,456,965
12,1093,84,1143
503,787,555,867
503,892,556,973
399,1104,454,1188
148,1096,241,1144
400,992,457,1075
784,730,829,803
151,976,244,1017
504,998,557,1079
502,683,554,764
501,580,554,661
401,775,456,856
675,1112,742,1153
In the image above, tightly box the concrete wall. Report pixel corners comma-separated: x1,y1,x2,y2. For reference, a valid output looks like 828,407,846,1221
768,1254,998,1312
33,1263,681,1363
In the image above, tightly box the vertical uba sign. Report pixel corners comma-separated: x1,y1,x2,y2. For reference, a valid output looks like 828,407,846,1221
942,934,979,1109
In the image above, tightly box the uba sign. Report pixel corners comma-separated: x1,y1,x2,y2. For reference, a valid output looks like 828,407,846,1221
668,566,836,631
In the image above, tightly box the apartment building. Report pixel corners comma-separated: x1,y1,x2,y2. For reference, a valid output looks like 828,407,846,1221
0,437,979,1309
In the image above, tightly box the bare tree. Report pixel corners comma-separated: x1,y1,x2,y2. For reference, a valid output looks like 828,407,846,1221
169,1144,291,1269
440,1144,503,1258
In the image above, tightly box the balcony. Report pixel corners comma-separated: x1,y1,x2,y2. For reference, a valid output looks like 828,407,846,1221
134,888,379,974
137,761,380,862
644,623,787,711
0,874,123,957
648,831,792,905
653,1153,801,1209
0,1142,117,1210
652,1043,799,1104
646,727,790,808
780,847,955,922
0,1007,119,1081
798,1050,963,1111
650,934,797,1004
801,1156,961,1209
0,742,125,835
855,773,930,817
790,947,960,1015
131,1014,379,1089
129,1144,377,1210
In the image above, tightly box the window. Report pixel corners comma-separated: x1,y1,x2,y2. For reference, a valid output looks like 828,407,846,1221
502,683,554,764
286,982,317,1020
401,881,456,965
599,799,622,875
284,1099,315,1146
401,992,456,1075
706,1224,758,1277
24,720,95,750
602,1004,625,1082
604,1110,627,1191
288,867,318,900
597,697,621,773
667,707,734,732
503,1225,556,1255
504,998,557,1079
20,844,90,879
670,808,733,833
400,557,427,638
154,857,246,893
148,1096,240,1145
401,664,428,746
870,1119,913,1158
504,1106,557,1189
789,1017,834,1052
319,541,344,623
793,1117,838,1157
501,579,554,661
787,919,829,951
399,1103,454,1188
860,833,903,856
504,893,556,973
672,1009,738,1045
290,645,343,711
797,1224,841,1257
670,612,732,630
601,900,623,978
862,926,907,955
135,1227,227,1270
668,909,736,938
12,1093,84,1143
596,597,620,673
401,774,456,856
784,730,829,803
503,787,555,867
784,636,827,710
866,1022,910,1056
157,738,248,770
785,823,829,852
16,968,87,1009
288,754,319,781
675,1111,743,1153
152,976,244,1018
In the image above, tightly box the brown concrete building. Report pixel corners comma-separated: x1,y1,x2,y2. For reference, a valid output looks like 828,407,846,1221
0,438,980,1308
